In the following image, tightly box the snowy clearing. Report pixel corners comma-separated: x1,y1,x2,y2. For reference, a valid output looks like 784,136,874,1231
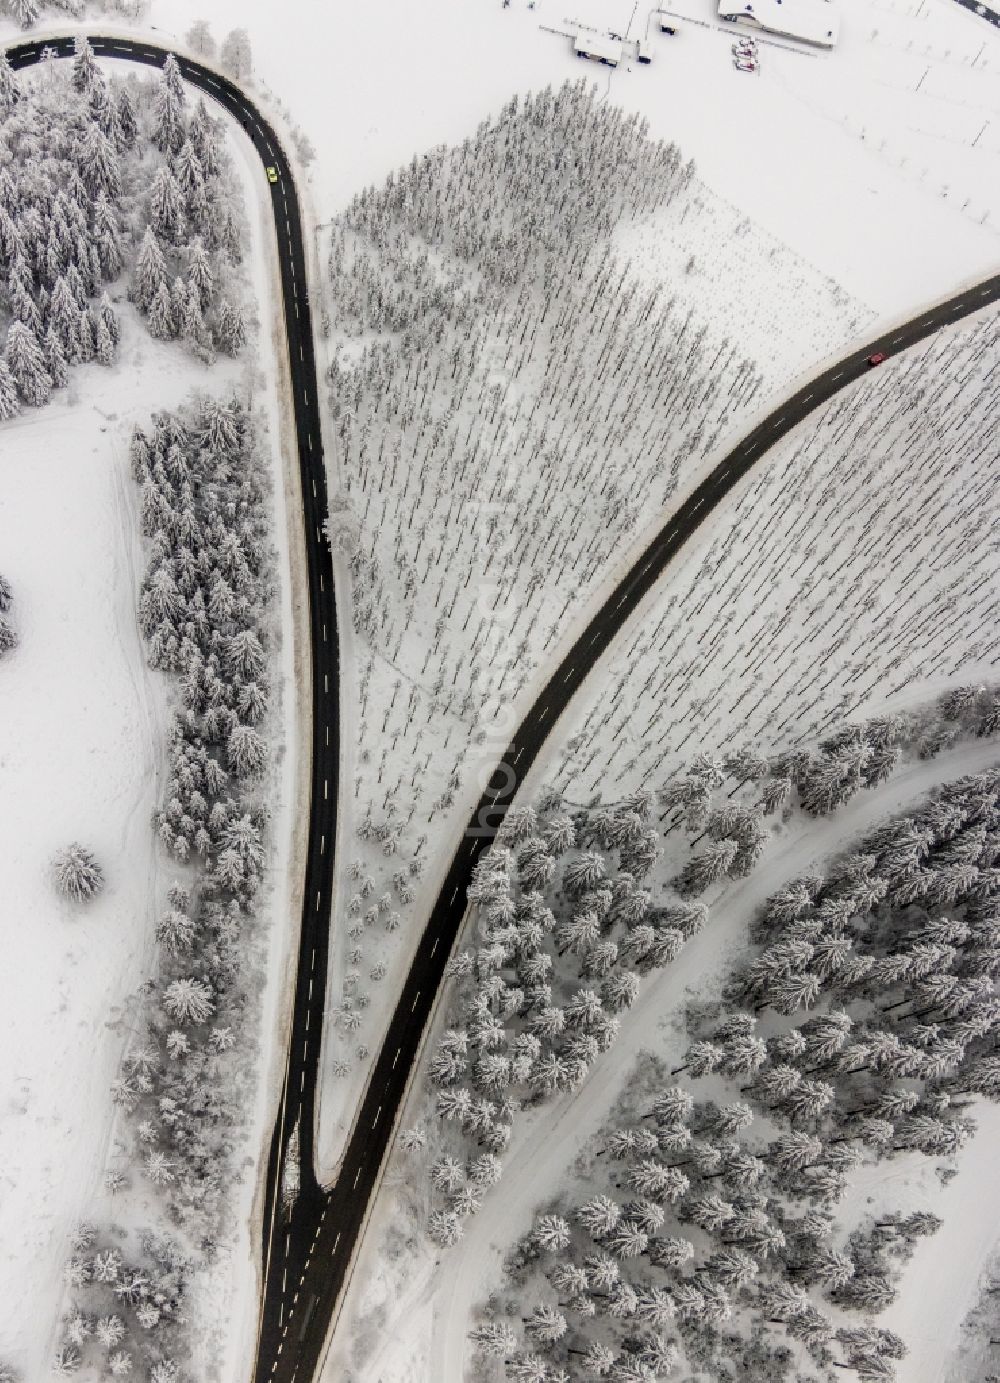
126,0,1000,315
0,331,233,1379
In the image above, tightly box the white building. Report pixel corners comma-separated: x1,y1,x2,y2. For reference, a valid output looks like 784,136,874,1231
574,31,622,65
718,0,839,46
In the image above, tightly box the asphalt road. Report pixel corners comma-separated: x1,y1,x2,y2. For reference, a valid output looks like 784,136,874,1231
255,270,1000,1380
8,33,1000,1383
262,272,1000,1383
952,0,1000,30
4,31,339,1381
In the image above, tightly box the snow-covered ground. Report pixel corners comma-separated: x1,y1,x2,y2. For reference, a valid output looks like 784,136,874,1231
0,99,300,1380
845,1098,1000,1383
3,3,999,1377
944,1243,1000,1383
551,304,1000,803
0,342,223,1378
111,0,1000,318
324,737,1000,1383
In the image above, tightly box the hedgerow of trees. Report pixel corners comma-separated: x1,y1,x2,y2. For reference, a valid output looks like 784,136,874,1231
53,395,274,1380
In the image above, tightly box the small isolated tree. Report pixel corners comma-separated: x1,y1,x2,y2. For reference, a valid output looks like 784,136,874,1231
185,19,216,57
220,28,252,80
54,844,104,902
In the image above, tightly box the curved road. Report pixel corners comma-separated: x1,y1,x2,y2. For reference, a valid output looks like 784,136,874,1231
254,264,999,1376
267,273,1000,1383
8,32,1000,1383
4,30,339,1383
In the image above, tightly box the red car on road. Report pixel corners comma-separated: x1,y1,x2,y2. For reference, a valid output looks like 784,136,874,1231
867,351,888,366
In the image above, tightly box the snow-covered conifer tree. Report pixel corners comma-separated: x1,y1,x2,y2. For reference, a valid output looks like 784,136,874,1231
676,838,739,895
154,55,187,154
53,843,104,902
150,166,186,244
218,300,247,357
5,320,52,406
45,328,69,387
227,723,268,778
220,28,253,80
0,360,20,420
72,37,99,93
83,125,122,201
115,88,138,146
185,20,216,57
163,975,214,1024
147,281,176,340
96,317,116,366
133,228,168,313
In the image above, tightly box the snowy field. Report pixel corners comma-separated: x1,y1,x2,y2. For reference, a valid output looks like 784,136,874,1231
0,87,300,1379
104,0,1000,316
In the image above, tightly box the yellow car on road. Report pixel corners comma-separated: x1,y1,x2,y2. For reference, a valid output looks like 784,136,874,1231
266,166,279,184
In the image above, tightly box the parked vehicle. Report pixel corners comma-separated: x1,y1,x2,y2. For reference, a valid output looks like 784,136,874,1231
660,22,677,34
733,56,758,70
